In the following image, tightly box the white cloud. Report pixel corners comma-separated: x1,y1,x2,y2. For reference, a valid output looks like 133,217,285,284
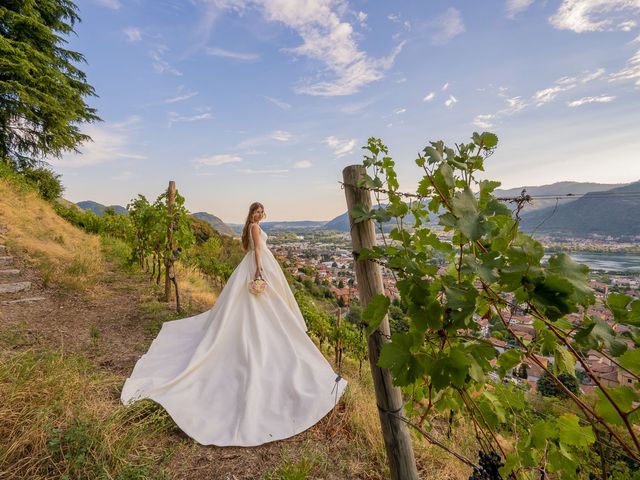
194,154,242,167
168,110,213,126
619,19,638,30
356,11,367,27
582,67,606,82
96,0,121,9
445,95,457,107
150,45,182,76
196,1,404,97
206,47,260,61
50,116,146,167
388,13,401,23
533,67,607,105
442,82,449,91
550,0,640,32
430,8,465,45
567,94,616,107
533,85,573,105
473,114,495,129
325,135,356,157
609,48,640,86
236,130,295,149
504,96,528,113
506,0,535,18
423,92,435,102
162,91,198,104
394,108,407,114
293,160,312,168
123,27,142,42
263,96,292,110
271,130,292,142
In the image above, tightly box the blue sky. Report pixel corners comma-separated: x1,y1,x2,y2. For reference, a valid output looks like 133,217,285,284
50,0,640,223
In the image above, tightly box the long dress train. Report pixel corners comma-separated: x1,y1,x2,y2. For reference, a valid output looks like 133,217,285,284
120,223,348,446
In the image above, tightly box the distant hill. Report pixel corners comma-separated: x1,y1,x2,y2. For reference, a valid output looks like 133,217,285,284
227,221,327,234
520,181,640,238
496,181,627,212
192,212,236,237
324,181,639,238
76,200,128,215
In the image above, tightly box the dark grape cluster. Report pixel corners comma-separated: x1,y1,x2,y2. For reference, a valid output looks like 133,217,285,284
468,450,504,480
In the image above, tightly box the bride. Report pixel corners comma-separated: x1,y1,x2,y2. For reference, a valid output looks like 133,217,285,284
120,202,348,446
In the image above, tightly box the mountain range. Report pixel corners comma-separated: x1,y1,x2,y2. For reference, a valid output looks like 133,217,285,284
519,181,640,238
72,180,640,239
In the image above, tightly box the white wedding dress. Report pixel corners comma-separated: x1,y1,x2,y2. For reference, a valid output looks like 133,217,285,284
120,223,348,446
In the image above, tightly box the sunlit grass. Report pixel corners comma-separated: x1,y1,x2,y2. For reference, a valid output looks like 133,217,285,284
0,178,103,291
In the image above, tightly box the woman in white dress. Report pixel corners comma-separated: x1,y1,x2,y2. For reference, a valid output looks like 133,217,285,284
120,202,348,447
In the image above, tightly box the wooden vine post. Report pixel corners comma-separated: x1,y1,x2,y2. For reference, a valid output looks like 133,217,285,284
164,181,176,304
342,165,419,480
335,307,343,370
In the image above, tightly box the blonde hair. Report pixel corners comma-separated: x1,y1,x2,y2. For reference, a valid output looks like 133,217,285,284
241,202,265,251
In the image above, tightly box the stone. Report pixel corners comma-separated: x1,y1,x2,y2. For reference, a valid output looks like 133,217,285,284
0,281,31,294
0,269,20,275
2,296,46,305
0,256,13,265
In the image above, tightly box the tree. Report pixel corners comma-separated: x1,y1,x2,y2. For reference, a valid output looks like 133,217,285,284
537,370,579,398
20,166,64,200
0,0,100,170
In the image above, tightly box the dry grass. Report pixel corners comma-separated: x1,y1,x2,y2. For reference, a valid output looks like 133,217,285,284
0,342,178,479
172,261,217,311
0,178,103,291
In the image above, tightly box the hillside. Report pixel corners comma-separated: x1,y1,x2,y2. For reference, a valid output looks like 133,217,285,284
324,181,637,238
495,181,627,212
192,211,236,237
520,181,640,238
77,200,128,215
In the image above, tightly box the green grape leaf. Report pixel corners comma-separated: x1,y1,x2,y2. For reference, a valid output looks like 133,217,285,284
618,348,640,376
428,348,470,389
556,414,595,447
378,332,426,386
546,253,595,307
497,349,522,378
554,346,576,376
594,386,640,425
362,294,391,335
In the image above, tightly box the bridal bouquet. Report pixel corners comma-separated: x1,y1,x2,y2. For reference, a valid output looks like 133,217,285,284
249,276,267,295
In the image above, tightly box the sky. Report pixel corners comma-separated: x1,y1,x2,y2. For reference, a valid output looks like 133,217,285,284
49,0,640,223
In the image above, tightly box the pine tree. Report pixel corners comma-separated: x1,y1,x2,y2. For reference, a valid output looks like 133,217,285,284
0,0,100,170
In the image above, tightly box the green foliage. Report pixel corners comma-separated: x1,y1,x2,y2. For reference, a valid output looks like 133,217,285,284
536,370,579,398
352,133,640,477
0,0,101,169
20,166,64,200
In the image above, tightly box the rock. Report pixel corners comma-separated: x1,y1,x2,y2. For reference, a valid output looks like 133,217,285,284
0,256,12,265
0,281,31,294
2,296,46,305
0,269,20,276
0,245,6,253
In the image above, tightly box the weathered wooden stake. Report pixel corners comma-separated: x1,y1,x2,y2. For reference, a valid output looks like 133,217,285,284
342,165,419,480
164,181,176,302
335,307,343,370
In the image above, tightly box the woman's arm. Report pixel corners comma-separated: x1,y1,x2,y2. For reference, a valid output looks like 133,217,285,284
251,223,263,278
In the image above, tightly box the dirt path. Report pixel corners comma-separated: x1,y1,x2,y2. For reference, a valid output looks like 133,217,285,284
0,243,374,480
